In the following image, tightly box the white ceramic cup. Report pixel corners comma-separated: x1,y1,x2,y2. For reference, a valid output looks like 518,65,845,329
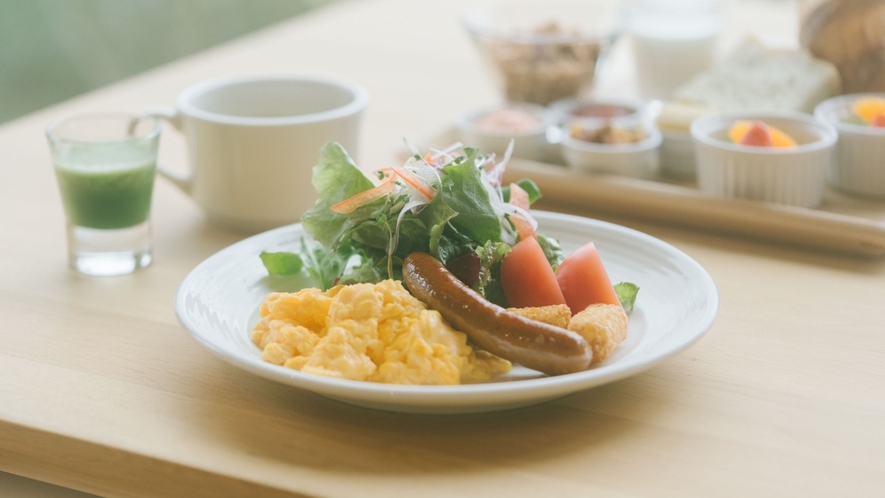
144,75,368,232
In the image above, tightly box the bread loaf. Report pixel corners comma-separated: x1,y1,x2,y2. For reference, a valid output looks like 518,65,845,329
801,0,885,93
674,40,841,112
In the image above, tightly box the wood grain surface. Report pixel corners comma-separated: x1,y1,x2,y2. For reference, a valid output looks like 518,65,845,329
1,1,884,497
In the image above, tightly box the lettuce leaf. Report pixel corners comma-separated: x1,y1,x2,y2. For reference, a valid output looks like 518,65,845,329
502,178,543,204
338,257,385,285
473,241,511,306
299,239,350,291
259,251,303,275
536,234,564,270
417,194,458,258
301,143,376,247
433,230,476,263
614,282,640,314
440,150,502,244
483,264,509,308
347,210,438,260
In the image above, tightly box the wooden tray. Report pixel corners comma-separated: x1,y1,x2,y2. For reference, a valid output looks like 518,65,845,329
408,128,885,257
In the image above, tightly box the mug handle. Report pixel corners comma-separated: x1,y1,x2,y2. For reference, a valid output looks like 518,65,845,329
139,108,193,194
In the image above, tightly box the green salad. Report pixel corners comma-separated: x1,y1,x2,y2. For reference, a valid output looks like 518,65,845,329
260,141,638,312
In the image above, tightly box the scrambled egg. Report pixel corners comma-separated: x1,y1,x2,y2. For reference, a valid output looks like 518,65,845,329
251,280,511,385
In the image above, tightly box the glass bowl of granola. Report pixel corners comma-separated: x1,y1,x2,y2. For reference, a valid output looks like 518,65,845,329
463,1,622,105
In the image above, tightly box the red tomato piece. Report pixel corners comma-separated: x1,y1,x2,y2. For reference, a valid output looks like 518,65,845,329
501,237,566,308
555,242,621,315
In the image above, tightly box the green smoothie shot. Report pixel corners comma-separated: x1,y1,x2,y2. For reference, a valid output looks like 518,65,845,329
54,144,156,229
46,114,161,276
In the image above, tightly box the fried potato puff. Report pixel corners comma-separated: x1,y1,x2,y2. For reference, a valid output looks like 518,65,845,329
567,304,628,365
507,304,572,329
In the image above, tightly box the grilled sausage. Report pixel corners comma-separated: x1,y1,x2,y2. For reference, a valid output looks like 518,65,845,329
403,252,592,375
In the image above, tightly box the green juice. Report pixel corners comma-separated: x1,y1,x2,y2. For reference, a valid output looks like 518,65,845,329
53,144,156,230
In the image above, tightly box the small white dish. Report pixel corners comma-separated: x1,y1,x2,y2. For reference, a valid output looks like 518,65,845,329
815,93,885,197
561,127,662,179
174,211,718,414
691,111,836,207
651,100,709,178
549,98,644,124
457,104,552,161
659,129,697,178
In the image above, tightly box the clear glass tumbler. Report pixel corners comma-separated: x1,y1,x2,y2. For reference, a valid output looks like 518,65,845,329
46,114,160,276
627,0,724,99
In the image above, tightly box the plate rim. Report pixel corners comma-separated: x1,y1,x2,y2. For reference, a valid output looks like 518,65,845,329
174,211,719,402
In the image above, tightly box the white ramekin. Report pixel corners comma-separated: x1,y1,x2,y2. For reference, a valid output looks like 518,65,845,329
457,103,553,161
561,127,662,179
691,112,837,208
815,93,885,197
548,98,645,124
659,130,696,178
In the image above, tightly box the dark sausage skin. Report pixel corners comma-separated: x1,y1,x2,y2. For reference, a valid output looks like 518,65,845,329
403,252,593,375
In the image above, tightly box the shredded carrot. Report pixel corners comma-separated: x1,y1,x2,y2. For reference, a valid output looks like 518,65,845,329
330,177,396,214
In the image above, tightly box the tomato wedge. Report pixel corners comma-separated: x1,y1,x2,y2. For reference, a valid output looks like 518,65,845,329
501,236,566,308
393,165,435,200
508,183,535,241
555,242,621,315
330,176,396,214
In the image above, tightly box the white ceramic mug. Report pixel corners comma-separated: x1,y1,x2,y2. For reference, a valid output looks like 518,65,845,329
144,75,368,232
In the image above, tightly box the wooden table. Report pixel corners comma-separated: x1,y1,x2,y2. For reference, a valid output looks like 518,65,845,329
2,1,884,496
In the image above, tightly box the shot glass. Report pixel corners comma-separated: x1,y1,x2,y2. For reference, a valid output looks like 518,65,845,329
46,114,160,276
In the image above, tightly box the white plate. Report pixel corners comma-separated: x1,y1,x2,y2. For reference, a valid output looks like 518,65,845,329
175,211,719,413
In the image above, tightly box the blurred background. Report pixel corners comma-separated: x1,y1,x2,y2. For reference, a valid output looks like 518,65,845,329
4,0,865,126
0,0,337,124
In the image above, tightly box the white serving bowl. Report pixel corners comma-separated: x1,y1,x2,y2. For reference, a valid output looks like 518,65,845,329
457,103,552,161
815,93,885,197
561,126,662,179
691,112,837,207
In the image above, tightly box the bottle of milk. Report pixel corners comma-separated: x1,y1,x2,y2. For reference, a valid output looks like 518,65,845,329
627,0,724,99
